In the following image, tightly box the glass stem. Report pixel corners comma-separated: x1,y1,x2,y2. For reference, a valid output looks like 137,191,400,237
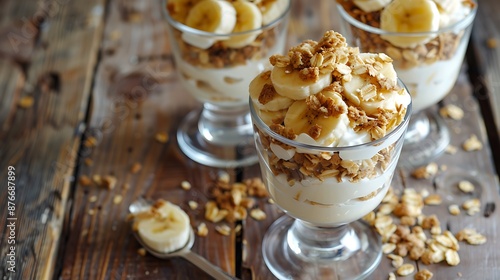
404,110,431,144
198,103,253,146
287,220,361,261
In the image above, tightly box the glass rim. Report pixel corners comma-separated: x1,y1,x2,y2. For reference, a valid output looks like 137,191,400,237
250,78,413,152
336,1,477,37
162,0,291,37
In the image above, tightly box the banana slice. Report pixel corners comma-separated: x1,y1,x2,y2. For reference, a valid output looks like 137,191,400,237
222,1,262,48
271,66,333,100
284,88,349,146
250,70,294,111
256,109,287,126
166,0,202,24
433,0,459,13
185,0,237,34
134,200,191,254
353,0,392,12
380,0,441,48
343,53,407,115
260,0,289,26
433,0,460,26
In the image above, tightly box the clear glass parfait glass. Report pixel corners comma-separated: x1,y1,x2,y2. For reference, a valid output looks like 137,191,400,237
250,82,412,279
163,0,291,168
337,1,477,167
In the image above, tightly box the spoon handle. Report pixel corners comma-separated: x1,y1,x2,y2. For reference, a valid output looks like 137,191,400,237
182,251,237,280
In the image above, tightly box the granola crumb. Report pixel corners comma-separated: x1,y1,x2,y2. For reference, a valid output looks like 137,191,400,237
137,248,147,256
445,145,458,155
102,175,117,190
462,134,482,151
130,162,142,174
84,136,98,148
487,38,498,49
250,208,267,221
415,269,433,280
412,162,438,179
439,104,464,120
155,131,169,143
84,158,94,166
79,175,92,186
448,204,461,216
188,200,198,210
18,96,34,108
457,180,475,193
181,180,192,190
113,195,123,204
197,222,208,237
215,225,231,236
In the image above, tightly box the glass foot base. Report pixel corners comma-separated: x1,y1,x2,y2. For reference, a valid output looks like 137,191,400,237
177,110,258,168
399,111,450,168
262,215,382,280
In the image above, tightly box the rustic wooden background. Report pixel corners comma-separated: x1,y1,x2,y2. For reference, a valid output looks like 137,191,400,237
0,0,499,279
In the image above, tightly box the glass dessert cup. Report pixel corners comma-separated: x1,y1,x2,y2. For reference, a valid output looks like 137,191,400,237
250,91,412,279
337,2,477,168
163,0,291,168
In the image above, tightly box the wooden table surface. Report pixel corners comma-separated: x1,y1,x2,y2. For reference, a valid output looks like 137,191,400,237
1,0,499,279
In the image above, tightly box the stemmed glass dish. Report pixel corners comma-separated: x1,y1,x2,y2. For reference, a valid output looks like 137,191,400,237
251,93,411,279
249,30,412,279
163,0,291,168
337,0,477,167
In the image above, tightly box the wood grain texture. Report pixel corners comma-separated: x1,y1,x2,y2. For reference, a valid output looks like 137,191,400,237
0,0,106,279
59,0,239,279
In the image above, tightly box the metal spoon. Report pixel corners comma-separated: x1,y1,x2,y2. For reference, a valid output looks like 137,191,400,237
129,198,237,280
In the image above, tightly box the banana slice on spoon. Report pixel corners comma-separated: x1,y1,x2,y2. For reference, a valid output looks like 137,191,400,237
129,197,236,280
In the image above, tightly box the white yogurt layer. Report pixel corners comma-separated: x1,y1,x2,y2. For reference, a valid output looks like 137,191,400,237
439,2,473,28
261,155,397,226
396,34,468,112
178,36,287,107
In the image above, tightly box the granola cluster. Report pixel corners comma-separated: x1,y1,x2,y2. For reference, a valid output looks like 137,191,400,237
266,31,407,141
173,28,279,69
337,0,475,69
258,128,396,185
364,187,487,278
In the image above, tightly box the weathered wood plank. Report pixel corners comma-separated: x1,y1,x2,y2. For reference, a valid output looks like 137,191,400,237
0,0,105,279
59,0,240,279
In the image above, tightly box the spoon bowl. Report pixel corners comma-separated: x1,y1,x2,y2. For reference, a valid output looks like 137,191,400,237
129,197,237,280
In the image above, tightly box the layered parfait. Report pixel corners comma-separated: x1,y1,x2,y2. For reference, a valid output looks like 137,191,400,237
250,31,411,226
164,0,290,106
336,0,476,112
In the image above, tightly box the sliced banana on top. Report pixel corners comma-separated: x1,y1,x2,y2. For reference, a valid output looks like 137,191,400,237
271,66,333,100
134,200,191,254
380,0,441,48
222,1,263,48
166,0,202,24
353,0,392,12
185,0,237,34
284,87,349,146
432,0,459,13
260,0,289,26
250,70,294,111
343,53,404,115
